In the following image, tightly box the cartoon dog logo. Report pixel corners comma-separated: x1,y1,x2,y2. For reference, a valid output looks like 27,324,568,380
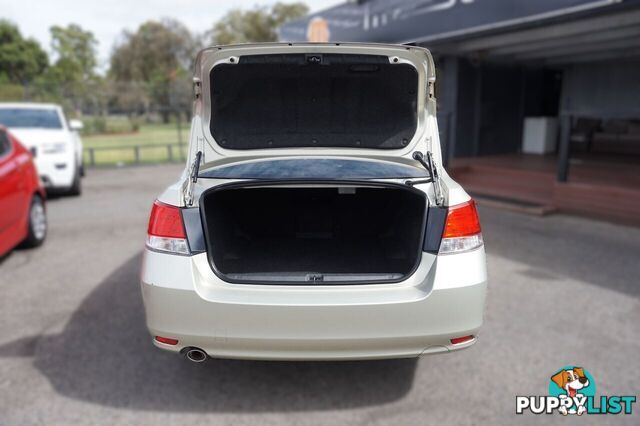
551,367,590,415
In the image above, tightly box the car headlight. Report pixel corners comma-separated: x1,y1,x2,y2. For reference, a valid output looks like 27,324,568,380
42,142,67,154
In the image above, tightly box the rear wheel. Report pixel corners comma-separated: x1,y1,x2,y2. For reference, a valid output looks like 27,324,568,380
20,194,47,248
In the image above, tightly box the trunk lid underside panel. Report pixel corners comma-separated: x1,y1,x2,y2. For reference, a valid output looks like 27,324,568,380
209,54,418,151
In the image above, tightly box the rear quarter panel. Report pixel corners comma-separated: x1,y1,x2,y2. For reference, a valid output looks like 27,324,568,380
0,133,37,254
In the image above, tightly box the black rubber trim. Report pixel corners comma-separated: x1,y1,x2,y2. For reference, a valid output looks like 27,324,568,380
199,179,429,286
238,53,392,65
423,206,447,254
180,207,206,254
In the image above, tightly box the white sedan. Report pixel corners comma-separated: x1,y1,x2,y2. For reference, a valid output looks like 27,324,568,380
141,43,487,362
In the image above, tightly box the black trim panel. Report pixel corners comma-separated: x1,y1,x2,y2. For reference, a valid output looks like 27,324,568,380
181,207,206,254
423,206,447,254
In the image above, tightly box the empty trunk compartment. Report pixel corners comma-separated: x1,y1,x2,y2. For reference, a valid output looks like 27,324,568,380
200,183,427,284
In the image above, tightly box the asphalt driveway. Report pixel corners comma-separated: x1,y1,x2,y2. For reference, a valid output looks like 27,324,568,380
0,164,638,425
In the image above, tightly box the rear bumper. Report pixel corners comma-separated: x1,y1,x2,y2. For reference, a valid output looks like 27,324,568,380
141,249,487,360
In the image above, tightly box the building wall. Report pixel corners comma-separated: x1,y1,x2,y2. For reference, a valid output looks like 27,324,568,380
437,56,568,160
455,59,481,158
435,57,460,162
476,63,525,156
561,60,640,118
438,57,541,159
434,57,482,160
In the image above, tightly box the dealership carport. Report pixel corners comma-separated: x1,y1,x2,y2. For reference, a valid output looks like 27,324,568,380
280,0,640,224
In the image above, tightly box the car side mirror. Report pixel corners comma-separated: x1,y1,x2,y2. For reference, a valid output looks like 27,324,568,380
69,119,84,131
30,147,37,158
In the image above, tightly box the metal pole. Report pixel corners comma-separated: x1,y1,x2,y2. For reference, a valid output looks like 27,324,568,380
89,148,95,167
134,146,140,164
557,115,572,182
168,144,174,162
472,64,483,156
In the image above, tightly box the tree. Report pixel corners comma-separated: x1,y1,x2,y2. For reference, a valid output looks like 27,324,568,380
40,24,100,113
49,24,98,82
209,2,309,45
34,24,101,113
0,20,48,85
109,19,199,121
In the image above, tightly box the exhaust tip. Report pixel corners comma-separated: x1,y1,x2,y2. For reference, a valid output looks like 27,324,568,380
184,347,208,363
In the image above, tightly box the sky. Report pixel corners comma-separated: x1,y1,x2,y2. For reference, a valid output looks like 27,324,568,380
1,0,337,70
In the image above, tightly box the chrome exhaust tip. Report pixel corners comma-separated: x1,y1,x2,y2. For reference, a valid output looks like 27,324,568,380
184,347,207,363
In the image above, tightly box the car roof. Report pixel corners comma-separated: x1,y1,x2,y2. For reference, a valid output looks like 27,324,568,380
0,102,62,110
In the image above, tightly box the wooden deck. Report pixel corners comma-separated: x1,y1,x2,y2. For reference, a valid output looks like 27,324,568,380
448,154,640,225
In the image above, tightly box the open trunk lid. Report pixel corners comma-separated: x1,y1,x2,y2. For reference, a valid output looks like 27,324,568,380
189,43,438,169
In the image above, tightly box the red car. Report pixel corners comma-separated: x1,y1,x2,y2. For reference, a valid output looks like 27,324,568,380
0,126,47,256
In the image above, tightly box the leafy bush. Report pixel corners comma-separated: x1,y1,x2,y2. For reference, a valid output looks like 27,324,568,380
0,83,25,101
81,116,140,136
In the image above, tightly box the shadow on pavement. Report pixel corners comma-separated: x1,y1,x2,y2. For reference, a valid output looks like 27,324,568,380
0,335,39,357
478,206,640,298
5,253,417,412
0,251,11,266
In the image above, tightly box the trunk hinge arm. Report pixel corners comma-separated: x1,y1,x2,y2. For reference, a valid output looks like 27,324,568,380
410,151,444,206
184,150,202,207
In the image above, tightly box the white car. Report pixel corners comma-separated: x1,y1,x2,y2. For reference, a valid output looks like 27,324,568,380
141,43,487,362
0,103,83,195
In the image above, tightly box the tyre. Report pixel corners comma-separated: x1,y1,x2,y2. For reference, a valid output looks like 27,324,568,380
20,194,47,248
67,167,82,196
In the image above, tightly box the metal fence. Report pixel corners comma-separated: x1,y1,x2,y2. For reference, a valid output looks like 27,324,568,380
84,143,188,167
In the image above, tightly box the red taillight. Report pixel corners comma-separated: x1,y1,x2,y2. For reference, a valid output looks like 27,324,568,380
146,200,189,255
439,199,483,254
155,336,179,345
148,200,186,238
443,200,481,238
450,335,474,345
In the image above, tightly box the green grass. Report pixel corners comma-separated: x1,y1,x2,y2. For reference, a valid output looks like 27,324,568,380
83,123,189,165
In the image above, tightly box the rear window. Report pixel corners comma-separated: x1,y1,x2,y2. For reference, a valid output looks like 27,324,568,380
209,53,418,150
199,158,428,180
0,108,62,129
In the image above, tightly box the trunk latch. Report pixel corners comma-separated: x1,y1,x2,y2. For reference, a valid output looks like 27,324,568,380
306,54,323,65
307,274,324,282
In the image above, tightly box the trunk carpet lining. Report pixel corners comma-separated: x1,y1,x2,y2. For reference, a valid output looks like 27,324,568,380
201,186,426,281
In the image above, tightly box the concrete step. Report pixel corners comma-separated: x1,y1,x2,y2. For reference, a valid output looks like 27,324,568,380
472,193,557,216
